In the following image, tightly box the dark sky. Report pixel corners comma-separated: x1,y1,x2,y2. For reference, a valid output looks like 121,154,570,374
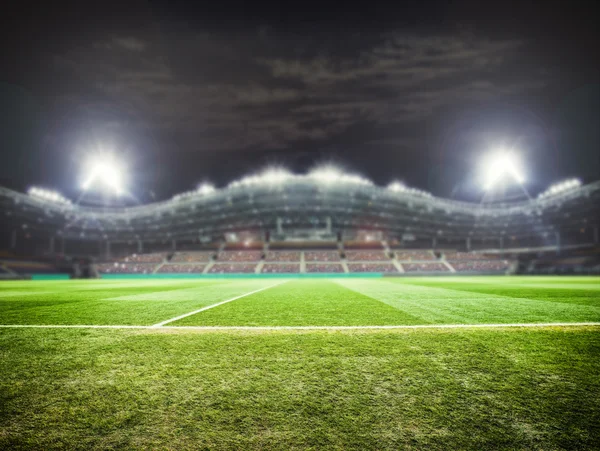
0,0,598,203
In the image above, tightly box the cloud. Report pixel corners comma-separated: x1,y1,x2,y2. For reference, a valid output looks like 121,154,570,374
44,28,546,158
113,37,147,52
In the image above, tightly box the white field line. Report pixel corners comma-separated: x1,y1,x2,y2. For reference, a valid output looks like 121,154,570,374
150,280,289,327
0,322,599,330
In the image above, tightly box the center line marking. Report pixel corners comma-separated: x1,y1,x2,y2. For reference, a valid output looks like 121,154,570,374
150,280,289,327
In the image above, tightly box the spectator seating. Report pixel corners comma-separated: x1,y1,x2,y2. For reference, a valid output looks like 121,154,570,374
394,250,436,261
449,260,510,272
2,260,58,274
170,252,213,263
224,242,264,250
344,250,389,261
347,263,398,273
217,251,262,262
304,251,341,262
208,263,257,273
96,263,158,274
262,264,301,273
443,251,488,261
157,264,206,273
121,253,165,263
305,263,344,273
344,240,384,250
402,262,449,272
264,251,302,262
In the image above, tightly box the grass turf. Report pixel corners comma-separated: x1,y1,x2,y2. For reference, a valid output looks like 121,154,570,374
1,276,599,449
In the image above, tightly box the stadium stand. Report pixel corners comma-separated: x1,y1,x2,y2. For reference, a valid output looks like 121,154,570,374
449,260,511,272
394,250,436,261
1,172,598,276
2,260,59,274
217,251,262,262
344,250,389,261
402,262,449,272
443,251,489,260
305,263,344,273
347,263,398,273
261,263,301,273
96,263,158,274
208,263,257,273
344,240,384,249
157,264,206,273
264,251,302,262
304,251,341,262
170,252,213,263
121,253,165,263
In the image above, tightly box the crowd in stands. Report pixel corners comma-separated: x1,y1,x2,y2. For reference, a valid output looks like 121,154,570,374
1,260,58,274
394,250,436,261
347,263,398,273
449,260,510,272
121,253,164,263
443,251,488,261
209,263,257,273
402,262,449,272
262,264,301,273
305,263,344,273
170,252,212,263
157,264,206,273
96,263,157,274
264,251,302,262
304,251,341,262
344,250,389,261
217,251,262,262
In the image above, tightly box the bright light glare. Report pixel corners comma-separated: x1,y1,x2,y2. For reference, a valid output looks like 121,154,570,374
259,167,293,184
82,154,125,195
481,150,525,191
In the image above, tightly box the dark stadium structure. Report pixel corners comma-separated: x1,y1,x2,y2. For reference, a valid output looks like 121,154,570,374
1,175,599,277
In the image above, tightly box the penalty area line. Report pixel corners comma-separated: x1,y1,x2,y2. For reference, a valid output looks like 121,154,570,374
0,322,599,330
150,279,290,327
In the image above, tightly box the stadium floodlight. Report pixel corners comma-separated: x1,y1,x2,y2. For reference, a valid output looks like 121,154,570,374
197,183,215,195
309,165,344,184
308,165,372,186
82,154,125,195
259,167,293,184
480,150,525,191
387,181,407,193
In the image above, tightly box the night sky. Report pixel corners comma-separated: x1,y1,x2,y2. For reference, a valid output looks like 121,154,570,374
0,0,598,203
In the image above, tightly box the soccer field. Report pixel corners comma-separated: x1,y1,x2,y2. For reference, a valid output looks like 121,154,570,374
1,276,599,449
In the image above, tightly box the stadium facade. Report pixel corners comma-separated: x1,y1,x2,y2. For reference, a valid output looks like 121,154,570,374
0,175,599,276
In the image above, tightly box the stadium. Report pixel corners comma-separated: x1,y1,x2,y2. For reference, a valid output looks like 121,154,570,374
1,161,599,449
1,2,599,449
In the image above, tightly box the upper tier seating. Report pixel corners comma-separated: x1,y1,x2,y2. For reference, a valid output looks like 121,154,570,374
344,250,389,261
394,250,436,261
304,251,341,262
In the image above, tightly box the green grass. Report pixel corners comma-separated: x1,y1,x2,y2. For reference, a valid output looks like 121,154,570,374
1,276,599,449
